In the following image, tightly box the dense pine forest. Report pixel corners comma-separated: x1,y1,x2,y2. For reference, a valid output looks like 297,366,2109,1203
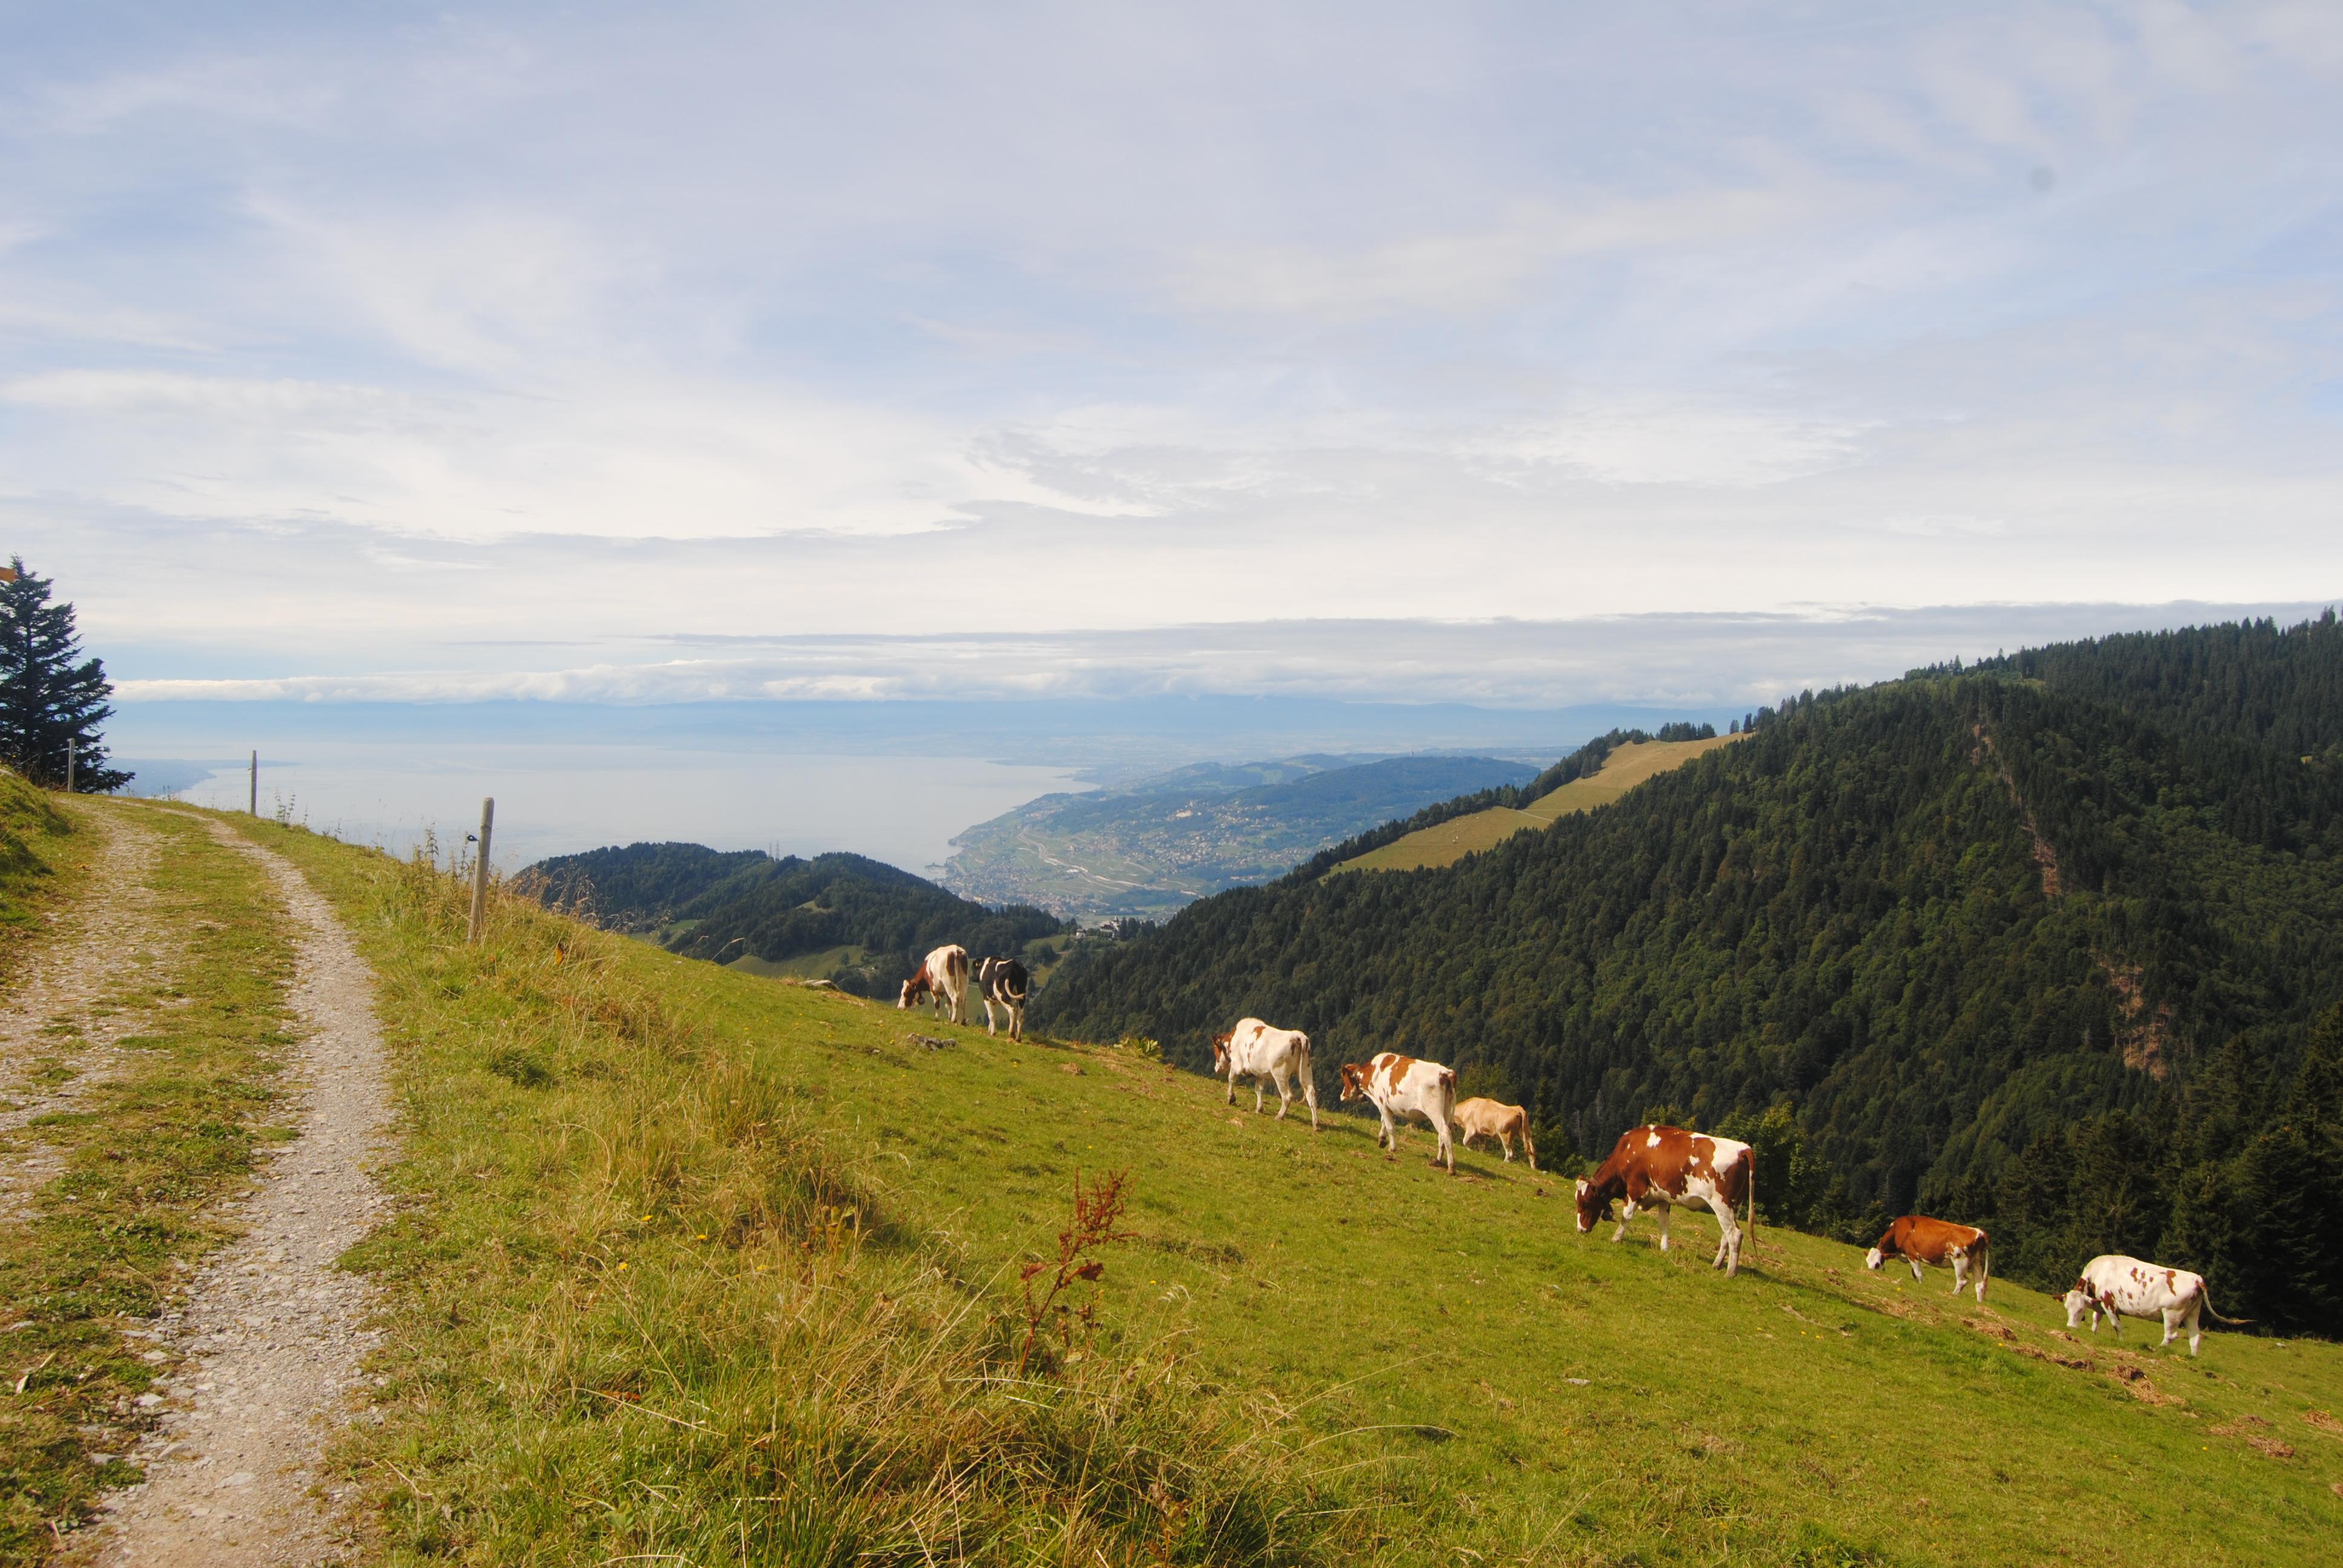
520,842,1067,998
1036,613,2343,1334
516,841,770,932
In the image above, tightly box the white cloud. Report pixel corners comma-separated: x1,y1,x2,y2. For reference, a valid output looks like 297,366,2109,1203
1472,400,1872,488
0,367,1128,541
2,1,2341,699
1172,186,1837,319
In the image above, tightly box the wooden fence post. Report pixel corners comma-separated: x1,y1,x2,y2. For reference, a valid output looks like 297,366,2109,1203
65,739,74,795
467,797,496,945
249,751,258,815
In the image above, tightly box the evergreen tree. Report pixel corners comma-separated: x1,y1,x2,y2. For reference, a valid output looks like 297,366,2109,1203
0,558,128,792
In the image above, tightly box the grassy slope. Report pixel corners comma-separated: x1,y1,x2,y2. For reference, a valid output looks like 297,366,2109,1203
1334,736,1742,875
0,771,74,946
1,801,299,1563
241,819,2343,1567
247,820,1349,1567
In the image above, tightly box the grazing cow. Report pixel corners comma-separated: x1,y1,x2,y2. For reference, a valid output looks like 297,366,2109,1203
974,956,1029,1040
1575,1125,1754,1276
1211,1018,1319,1129
1866,1215,1990,1302
1338,1052,1458,1172
897,944,970,1025
1453,1097,1537,1169
2062,1255,2246,1357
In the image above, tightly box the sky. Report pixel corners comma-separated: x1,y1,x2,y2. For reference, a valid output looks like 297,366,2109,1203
8,1,2343,722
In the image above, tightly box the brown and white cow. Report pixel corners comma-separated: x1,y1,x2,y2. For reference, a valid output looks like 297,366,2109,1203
1211,1018,1319,1129
1453,1097,1536,1169
2062,1254,2246,1357
1575,1125,1754,1276
1338,1052,1458,1172
898,944,969,1025
1866,1215,1990,1302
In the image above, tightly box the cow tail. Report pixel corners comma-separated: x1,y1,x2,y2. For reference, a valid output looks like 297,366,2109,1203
2200,1288,2252,1327
1522,1119,1537,1172
1744,1147,1757,1253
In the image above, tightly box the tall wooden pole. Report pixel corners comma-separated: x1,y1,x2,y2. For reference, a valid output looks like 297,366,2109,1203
249,751,258,815
65,739,74,795
467,797,496,945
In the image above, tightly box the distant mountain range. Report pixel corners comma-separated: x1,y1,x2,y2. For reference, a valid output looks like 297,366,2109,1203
516,842,1067,999
941,752,1543,920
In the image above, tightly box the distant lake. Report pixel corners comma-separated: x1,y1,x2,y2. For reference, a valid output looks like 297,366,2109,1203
145,743,1093,878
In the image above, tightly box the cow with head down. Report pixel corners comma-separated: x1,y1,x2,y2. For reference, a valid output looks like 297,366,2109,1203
1575,1125,1754,1276
1867,1215,1990,1302
1453,1097,1536,1169
898,944,969,1025
2062,1254,2247,1357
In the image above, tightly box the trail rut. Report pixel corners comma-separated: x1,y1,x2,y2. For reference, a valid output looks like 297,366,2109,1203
87,817,393,1567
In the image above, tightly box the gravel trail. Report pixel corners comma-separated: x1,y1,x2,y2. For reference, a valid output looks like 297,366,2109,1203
88,815,393,1567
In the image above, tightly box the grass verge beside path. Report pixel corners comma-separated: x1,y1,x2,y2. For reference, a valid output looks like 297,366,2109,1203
0,801,298,1564
0,773,78,953
250,817,2343,1567
248,819,1360,1567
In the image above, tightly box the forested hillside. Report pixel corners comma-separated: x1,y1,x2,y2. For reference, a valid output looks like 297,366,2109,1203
1037,613,2343,1332
514,841,766,932
520,840,1067,998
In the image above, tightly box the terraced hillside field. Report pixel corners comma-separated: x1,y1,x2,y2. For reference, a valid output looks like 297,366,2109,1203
218,817,2343,1566
1333,734,1740,874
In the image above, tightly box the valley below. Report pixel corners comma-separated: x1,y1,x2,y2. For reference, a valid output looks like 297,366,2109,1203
941,752,1541,919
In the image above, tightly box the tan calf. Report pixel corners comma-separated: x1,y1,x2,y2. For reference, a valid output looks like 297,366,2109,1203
1453,1097,1536,1169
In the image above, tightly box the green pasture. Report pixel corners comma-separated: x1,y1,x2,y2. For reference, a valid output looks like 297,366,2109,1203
208,814,2343,1564
700,998,2343,1566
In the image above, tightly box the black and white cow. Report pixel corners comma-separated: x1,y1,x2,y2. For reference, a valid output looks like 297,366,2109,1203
975,956,1029,1040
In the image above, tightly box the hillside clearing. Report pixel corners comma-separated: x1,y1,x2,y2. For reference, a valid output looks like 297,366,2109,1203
1333,735,1740,874
232,816,2342,1566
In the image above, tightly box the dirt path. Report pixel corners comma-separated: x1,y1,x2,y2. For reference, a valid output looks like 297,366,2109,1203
0,806,173,1223
87,815,393,1567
